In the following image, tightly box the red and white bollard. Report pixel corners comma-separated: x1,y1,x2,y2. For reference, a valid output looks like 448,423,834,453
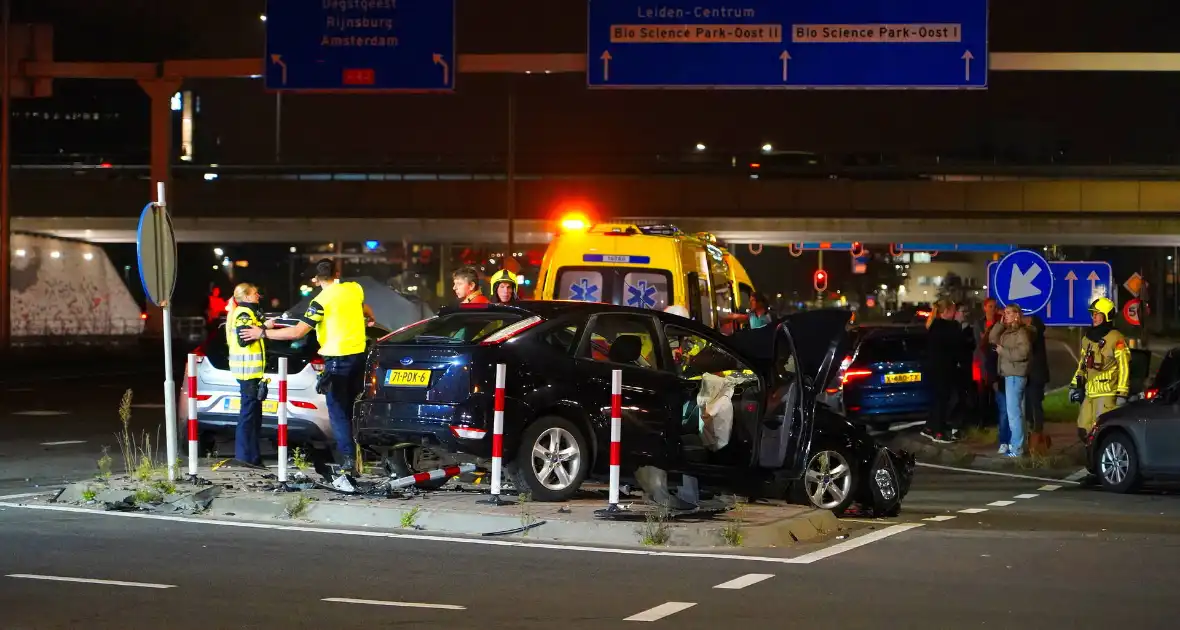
391,463,477,491
488,363,507,502
277,356,289,484
608,368,623,509
186,353,199,478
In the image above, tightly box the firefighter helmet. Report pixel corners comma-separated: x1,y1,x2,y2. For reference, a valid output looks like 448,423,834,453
489,269,518,290
1089,297,1116,320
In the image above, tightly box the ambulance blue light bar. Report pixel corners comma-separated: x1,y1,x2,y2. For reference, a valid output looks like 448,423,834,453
583,254,652,264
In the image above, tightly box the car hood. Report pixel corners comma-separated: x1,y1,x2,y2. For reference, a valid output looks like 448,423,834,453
728,309,853,388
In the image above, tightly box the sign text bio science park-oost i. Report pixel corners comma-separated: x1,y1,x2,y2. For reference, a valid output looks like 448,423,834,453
587,0,989,88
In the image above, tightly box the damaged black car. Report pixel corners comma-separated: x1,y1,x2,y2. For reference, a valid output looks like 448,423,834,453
353,302,913,516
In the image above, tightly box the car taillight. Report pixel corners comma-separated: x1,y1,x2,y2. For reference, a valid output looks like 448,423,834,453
449,425,487,439
841,369,873,385
480,316,543,346
1145,388,1159,400
311,357,325,372
292,400,316,410
827,355,856,393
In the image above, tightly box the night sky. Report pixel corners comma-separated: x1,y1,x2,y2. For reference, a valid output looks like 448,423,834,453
11,1,1180,164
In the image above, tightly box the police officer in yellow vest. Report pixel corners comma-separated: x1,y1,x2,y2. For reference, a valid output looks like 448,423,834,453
227,283,268,465
241,260,374,473
1071,297,1130,441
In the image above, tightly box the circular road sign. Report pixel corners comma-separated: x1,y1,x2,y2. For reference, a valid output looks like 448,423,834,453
136,202,177,307
993,249,1054,315
1123,298,1142,327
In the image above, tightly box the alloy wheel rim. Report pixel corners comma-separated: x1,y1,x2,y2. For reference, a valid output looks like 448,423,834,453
805,450,853,510
530,427,581,491
1100,441,1129,485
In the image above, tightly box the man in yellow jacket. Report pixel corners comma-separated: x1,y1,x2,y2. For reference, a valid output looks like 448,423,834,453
1072,297,1130,442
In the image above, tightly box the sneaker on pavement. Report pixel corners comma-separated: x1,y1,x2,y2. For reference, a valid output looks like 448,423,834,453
998,444,1010,455
1005,451,1022,458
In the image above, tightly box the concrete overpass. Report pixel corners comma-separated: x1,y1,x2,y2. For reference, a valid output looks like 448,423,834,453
11,168,1180,246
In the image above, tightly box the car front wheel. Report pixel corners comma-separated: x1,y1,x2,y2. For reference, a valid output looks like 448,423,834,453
1098,431,1140,493
513,416,589,502
803,447,857,515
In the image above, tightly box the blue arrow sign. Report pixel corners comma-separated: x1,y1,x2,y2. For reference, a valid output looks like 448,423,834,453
992,249,1053,315
587,0,988,88
265,0,455,92
568,278,600,302
988,260,1114,327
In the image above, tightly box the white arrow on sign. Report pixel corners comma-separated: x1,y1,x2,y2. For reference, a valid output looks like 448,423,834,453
1008,263,1042,301
270,54,288,85
1064,270,1078,318
600,51,612,82
779,50,791,82
961,50,974,82
1088,271,1100,299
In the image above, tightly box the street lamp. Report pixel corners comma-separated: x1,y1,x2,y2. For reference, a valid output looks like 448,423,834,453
213,247,224,257
761,143,773,153
259,14,267,21
695,143,706,152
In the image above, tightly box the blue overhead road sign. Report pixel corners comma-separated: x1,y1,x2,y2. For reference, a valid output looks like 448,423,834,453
587,0,989,88
265,0,455,92
988,260,1113,327
991,249,1053,315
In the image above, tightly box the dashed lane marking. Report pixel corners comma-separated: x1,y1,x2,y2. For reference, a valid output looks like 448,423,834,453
10,411,70,417
41,441,86,447
624,602,697,622
1064,468,1090,482
1013,493,1040,499
713,573,775,590
987,500,1016,507
916,462,1080,485
322,598,464,610
0,502,922,566
958,508,988,514
1038,485,1062,492
923,515,957,522
6,574,175,589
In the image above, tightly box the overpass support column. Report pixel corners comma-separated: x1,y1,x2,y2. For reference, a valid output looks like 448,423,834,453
138,78,181,208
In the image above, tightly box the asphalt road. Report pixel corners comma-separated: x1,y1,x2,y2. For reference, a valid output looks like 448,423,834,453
4,369,1180,627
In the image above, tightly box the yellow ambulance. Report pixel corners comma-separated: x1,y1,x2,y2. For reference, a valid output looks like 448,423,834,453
535,216,755,331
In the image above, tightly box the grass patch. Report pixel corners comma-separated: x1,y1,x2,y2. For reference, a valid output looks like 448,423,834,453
720,503,745,547
517,492,537,536
1043,388,1079,424
640,507,672,547
133,488,164,505
284,495,313,519
152,479,177,495
96,446,113,480
292,447,309,472
81,486,98,502
400,505,422,529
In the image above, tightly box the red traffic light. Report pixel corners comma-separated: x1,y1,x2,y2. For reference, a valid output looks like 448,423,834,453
813,269,829,292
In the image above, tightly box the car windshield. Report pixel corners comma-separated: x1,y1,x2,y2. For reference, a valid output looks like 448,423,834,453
381,312,526,344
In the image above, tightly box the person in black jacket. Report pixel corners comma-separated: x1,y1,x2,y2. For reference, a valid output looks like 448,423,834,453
1023,314,1051,453
923,300,965,443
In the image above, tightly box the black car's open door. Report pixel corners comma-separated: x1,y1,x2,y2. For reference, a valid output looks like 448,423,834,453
749,310,852,476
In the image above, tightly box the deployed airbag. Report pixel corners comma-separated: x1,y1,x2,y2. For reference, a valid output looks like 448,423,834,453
697,373,734,451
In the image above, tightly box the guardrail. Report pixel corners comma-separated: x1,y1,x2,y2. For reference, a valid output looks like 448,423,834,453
14,154,1180,181
10,316,206,343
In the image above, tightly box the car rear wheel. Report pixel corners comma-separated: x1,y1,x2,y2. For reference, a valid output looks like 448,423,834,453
513,416,589,502
1098,431,1140,493
803,447,857,515
386,446,449,491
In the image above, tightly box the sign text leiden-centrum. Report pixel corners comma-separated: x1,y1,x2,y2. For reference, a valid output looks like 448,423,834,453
587,0,989,88
265,0,455,92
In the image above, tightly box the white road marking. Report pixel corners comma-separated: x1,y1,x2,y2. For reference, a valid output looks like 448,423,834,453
1013,493,1040,499
1064,468,1090,482
0,491,56,501
40,440,86,446
0,502,857,565
713,573,775,590
6,574,175,589
917,462,1080,485
790,524,924,564
922,515,957,522
322,598,464,610
987,500,1016,507
958,508,988,514
624,602,697,622
1038,485,1062,492
11,411,70,417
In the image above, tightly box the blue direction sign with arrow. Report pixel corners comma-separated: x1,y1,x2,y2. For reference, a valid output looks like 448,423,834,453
988,260,1114,327
587,0,988,88
991,249,1053,315
265,0,455,92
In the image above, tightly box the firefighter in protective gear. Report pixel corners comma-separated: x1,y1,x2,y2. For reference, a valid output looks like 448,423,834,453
489,269,519,304
226,283,269,465
1072,297,1130,441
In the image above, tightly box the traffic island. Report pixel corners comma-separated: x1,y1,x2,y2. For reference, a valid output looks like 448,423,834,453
887,422,1087,476
39,462,844,550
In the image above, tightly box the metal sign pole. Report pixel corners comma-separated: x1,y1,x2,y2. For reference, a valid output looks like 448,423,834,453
158,181,178,481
